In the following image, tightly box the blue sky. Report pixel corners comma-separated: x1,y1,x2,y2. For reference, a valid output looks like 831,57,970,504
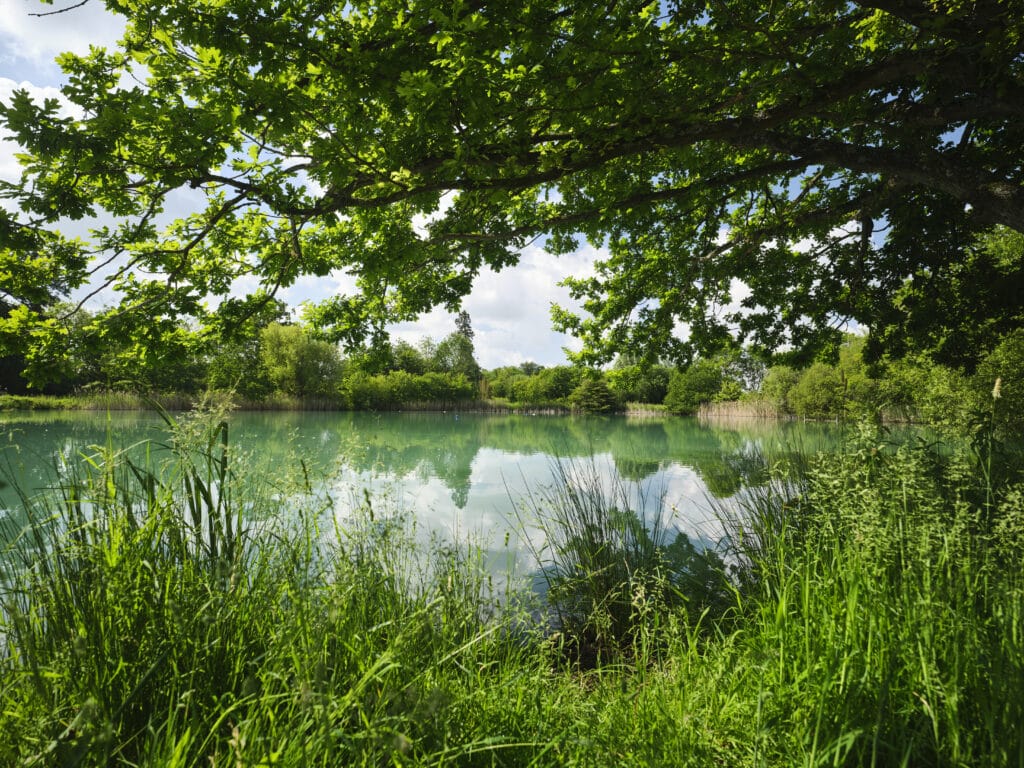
0,0,598,368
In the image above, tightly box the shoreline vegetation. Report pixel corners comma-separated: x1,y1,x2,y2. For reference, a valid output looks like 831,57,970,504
1,407,1021,765
0,391,941,425
3,329,1020,436
0,391,664,417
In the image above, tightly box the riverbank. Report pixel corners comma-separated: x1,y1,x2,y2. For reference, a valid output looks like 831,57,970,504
1,414,1020,766
1,391,666,416
697,397,923,424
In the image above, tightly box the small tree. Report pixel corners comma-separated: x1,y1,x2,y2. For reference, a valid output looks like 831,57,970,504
760,365,801,413
787,363,847,419
431,332,481,381
569,375,623,414
664,360,723,415
260,323,341,398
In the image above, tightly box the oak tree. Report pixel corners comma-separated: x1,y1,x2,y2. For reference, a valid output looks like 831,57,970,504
2,0,1022,379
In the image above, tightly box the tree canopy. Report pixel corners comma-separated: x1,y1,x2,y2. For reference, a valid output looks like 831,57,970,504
2,0,1022,379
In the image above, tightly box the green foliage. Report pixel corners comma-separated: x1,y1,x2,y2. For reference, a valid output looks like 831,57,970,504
871,226,1024,368
773,335,883,420
345,370,476,410
430,332,481,381
786,362,847,419
1,414,1024,764
974,329,1024,437
390,339,428,375
3,1,1023,371
664,360,724,415
606,363,671,404
717,429,1024,766
260,323,342,398
485,364,583,406
205,294,286,399
568,375,623,414
759,365,800,413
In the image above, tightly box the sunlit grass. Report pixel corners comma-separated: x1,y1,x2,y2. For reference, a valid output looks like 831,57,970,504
0,413,1021,766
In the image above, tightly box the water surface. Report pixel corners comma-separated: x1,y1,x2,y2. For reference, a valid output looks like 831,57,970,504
1,410,853,570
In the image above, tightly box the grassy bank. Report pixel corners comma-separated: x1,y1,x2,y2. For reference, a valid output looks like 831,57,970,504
0,411,1021,765
0,392,575,414
1,392,196,412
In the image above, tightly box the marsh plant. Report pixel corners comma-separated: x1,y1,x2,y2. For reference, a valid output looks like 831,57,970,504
714,418,1024,766
520,460,732,662
1,407,1022,766
0,412,532,767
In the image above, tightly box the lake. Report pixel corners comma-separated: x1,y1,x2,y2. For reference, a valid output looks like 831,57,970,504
0,410,856,575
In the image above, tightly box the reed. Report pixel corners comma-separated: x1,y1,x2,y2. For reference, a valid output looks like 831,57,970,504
516,459,733,664
711,424,1024,765
0,412,1021,765
697,397,786,421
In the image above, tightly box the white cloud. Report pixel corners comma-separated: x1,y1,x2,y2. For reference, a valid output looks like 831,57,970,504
0,0,125,76
385,241,601,368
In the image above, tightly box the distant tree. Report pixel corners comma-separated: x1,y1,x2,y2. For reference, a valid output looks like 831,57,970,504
760,366,801,413
261,323,341,398
787,363,847,420
716,349,767,393
664,361,724,415
606,364,671,404
535,366,581,401
431,332,481,381
206,294,287,398
569,375,624,414
455,310,474,342
518,362,544,376
390,339,428,375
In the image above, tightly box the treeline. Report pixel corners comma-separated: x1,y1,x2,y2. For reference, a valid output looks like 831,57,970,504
3,297,1021,429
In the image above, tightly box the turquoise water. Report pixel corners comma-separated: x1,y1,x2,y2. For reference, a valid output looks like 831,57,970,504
0,410,856,571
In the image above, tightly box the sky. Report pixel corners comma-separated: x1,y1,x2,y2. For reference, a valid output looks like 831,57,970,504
0,0,601,369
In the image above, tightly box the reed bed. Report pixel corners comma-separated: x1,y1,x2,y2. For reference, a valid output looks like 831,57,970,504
698,398,786,420
0,412,1021,766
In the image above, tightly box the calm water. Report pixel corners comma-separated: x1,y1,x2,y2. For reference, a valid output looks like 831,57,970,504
0,410,854,571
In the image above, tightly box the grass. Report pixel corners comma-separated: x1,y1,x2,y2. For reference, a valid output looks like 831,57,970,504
516,459,732,664
0,411,1022,765
0,392,196,412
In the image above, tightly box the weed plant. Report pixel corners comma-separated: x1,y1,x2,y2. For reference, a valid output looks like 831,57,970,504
0,409,1022,766
518,460,733,664
711,422,1024,765
0,410,554,766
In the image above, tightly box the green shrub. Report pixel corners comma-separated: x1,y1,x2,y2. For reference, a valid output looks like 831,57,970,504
786,362,846,418
664,360,722,414
568,375,623,413
760,365,800,412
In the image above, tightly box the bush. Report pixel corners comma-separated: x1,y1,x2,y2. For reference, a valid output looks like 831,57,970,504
974,328,1024,437
568,376,623,413
663,360,722,414
786,362,846,419
345,370,476,409
760,365,800,412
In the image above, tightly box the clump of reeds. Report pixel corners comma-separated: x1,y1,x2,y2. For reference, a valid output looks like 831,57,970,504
518,459,733,665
